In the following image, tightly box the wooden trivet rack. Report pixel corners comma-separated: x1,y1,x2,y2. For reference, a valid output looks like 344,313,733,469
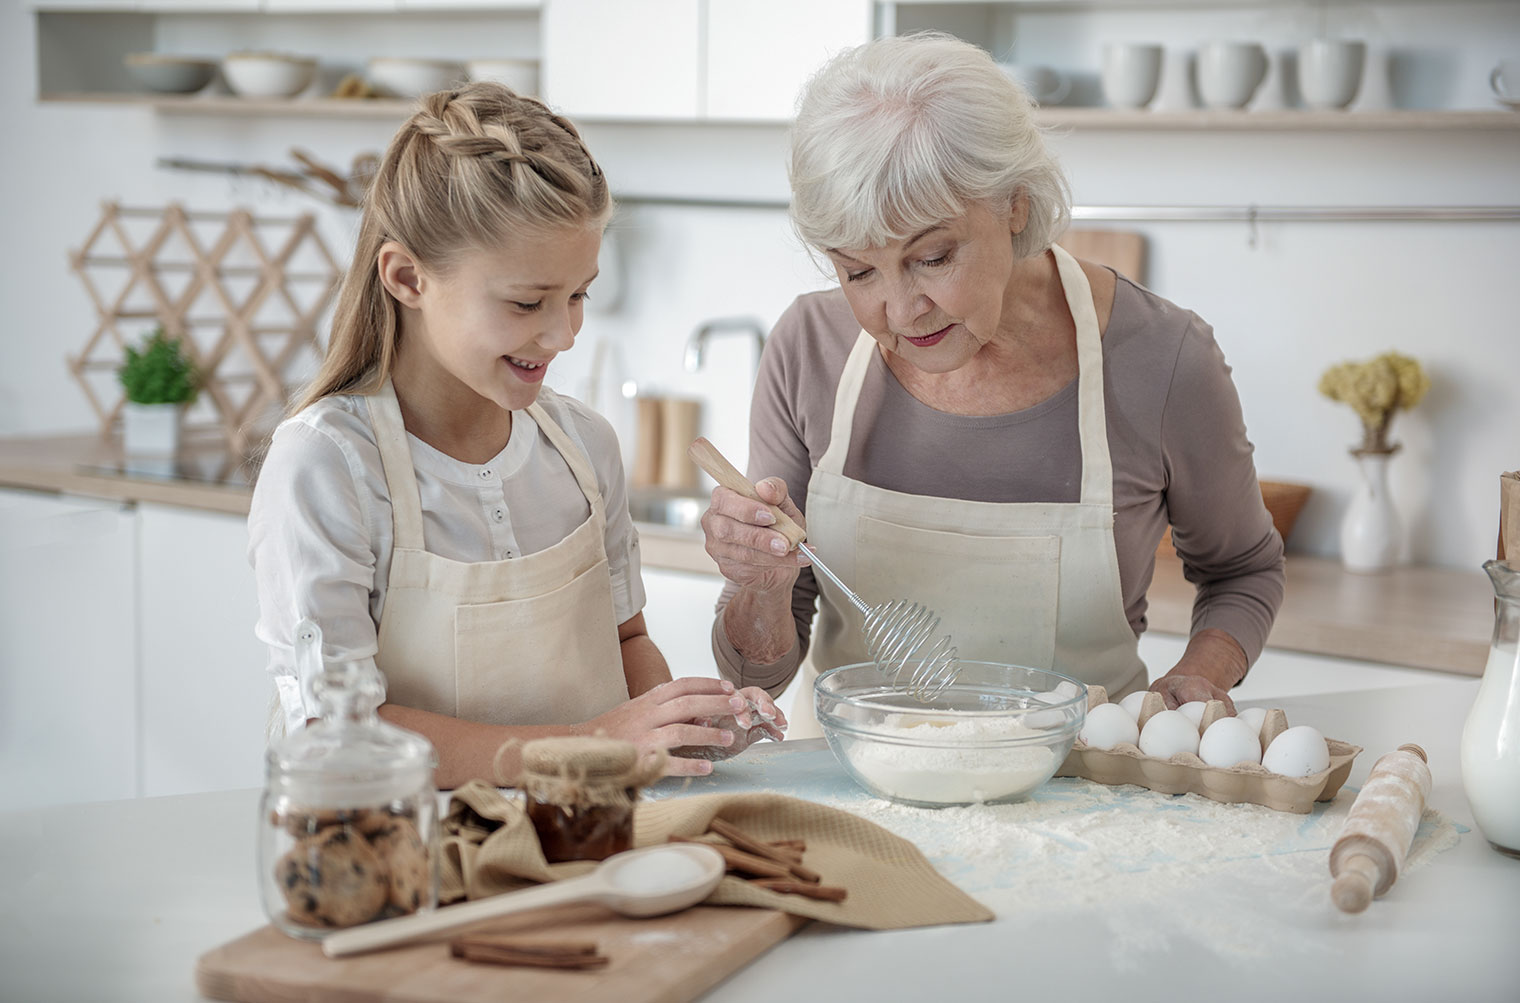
67,202,341,455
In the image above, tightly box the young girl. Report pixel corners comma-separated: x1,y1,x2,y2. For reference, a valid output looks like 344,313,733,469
249,83,784,787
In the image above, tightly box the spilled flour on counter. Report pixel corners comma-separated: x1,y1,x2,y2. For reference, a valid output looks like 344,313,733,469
813,779,1464,970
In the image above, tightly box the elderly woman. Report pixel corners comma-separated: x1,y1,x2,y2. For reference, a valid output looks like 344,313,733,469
701,33,1284,735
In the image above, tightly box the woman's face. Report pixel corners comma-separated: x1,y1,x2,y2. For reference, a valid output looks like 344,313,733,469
825,199,1024,374
395,223,601,412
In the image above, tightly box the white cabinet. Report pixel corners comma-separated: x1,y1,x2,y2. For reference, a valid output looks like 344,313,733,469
543,0,871,121
137,504,271,799
543,0,702,119
641,566,724,680
706,0,873,120
0,490,138,809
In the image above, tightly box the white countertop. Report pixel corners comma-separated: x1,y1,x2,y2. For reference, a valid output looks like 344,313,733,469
1,668,1513,1002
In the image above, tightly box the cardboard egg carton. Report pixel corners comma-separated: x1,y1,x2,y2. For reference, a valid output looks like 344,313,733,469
1056,686,1361,814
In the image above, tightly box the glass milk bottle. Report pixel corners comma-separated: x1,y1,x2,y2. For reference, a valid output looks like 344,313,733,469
1460,560,1520,857
258,620,440,939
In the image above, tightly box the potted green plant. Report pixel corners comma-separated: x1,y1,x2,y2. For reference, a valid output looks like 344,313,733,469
118,327,198,458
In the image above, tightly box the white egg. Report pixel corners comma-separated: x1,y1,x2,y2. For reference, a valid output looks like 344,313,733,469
1138,709,1201,759
1118,690,1149,722
1235,706,1268,738
1262,725,1331,778
1199,717,1263,768
1079,703,1140,750
1178,701,1207,729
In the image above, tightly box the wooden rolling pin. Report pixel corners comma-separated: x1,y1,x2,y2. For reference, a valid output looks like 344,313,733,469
1328,743,1432,913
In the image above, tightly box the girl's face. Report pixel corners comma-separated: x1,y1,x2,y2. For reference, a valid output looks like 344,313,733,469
396,223,602,412
825,199,1025,374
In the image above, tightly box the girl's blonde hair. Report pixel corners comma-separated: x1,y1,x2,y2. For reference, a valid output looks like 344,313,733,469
789,32,1070,259
293,82,611,414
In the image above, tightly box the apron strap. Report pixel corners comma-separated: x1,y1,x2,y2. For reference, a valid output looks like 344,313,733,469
525,401,606,517
1050,244,1114,507
816,246,1113,506
370,379,428,551
816,333,876,475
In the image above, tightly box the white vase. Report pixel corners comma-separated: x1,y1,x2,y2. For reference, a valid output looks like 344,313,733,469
122,401,183,458
1339,450,1401,573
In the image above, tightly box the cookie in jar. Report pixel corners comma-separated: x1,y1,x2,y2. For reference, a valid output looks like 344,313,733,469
258,620,440,940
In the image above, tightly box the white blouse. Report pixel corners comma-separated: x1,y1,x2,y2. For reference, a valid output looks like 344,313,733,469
247,386,645,726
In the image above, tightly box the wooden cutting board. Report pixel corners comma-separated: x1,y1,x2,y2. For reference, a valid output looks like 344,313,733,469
1056,228,1147,285
196,903,805,1003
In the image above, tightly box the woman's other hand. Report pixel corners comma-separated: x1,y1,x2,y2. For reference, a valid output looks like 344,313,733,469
700,477,811,594
1149,673,1236,715
584,677,753,776
1148,628,1248,714
671,685,789,763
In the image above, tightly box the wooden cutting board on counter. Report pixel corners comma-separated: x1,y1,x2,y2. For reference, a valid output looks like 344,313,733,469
196,903,805,1003
1056,228,1147,285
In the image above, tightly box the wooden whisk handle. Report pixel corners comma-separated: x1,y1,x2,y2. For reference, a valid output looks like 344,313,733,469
687,437,807,548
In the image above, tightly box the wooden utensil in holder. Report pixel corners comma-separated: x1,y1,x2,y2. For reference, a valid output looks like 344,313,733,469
1057,686,1362,813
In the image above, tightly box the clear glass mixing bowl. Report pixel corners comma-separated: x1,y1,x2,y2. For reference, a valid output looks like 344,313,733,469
815,661,1087,807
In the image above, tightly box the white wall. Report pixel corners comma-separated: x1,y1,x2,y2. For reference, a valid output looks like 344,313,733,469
2,0,1517,572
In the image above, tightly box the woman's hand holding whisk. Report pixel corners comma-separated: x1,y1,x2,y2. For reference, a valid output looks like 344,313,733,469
700,477,812,594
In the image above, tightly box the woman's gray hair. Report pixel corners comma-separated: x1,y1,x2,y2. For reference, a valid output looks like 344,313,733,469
789,31,1071,259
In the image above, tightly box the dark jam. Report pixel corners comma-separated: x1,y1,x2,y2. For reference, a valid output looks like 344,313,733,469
526,788,636,862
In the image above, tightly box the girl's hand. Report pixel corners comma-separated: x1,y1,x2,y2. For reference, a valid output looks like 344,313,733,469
700,478,811,595
584,677,753,776
670,686,788,763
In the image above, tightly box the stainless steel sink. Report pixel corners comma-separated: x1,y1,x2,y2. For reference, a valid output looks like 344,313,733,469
627,488,707,532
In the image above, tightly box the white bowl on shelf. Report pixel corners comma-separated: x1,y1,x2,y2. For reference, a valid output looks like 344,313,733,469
367,58,466,98
124,53,218,95
465,58,539,96
221,52,318,99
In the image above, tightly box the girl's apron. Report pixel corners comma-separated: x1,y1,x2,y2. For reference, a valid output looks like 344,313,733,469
789,245,1147,737
370,380,629,725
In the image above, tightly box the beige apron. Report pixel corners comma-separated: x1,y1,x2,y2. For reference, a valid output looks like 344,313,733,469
370,380,629,726
789,245,1146,738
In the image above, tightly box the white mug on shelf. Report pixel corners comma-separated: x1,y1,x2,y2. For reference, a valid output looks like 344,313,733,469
999,63,1072,106
1299,39,1367,110
1198,41,1268,109
1101,43,1163,110
1491,58,1520,106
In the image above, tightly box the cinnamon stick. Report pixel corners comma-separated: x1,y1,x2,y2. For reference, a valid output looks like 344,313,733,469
668,835,790,878
709,819,821,883
768,839,806,852
449,936,608,970
750,879,848,902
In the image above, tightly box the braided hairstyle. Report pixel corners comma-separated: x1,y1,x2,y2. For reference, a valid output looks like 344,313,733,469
294,82,611,413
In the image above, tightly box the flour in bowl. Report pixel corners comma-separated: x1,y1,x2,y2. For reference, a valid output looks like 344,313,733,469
842,716,1062,804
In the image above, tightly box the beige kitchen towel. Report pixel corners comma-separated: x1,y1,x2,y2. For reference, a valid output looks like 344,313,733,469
438,780,993,930
1501,471,1519,562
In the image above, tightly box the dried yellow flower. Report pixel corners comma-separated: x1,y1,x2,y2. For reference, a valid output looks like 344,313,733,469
1318,351,1428,453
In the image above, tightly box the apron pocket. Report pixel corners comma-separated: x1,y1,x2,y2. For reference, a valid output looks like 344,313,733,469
453,557,626,726
856,516,1062,670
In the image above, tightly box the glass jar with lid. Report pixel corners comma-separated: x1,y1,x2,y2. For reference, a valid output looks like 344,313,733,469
257,620,440,940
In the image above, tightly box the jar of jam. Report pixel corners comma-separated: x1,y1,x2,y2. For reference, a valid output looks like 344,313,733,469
515,737,664,863
258,620,440,941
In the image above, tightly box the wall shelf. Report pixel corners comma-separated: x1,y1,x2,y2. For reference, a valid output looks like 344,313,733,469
38,92,1520,131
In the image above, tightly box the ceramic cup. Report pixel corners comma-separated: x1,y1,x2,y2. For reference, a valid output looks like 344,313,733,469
999,63,1071,106
1491,58,1520,106
1197,41,1268,109
1299,39,1366,109
1101,43,1163,109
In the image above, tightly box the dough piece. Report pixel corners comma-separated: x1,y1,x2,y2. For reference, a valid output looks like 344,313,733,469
276,825,389,928
368,816,430,913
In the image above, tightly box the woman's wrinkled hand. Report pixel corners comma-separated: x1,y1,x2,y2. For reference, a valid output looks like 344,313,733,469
671,686,789,763
1149,673,1236,715
700,478,811,594
583,677,756,776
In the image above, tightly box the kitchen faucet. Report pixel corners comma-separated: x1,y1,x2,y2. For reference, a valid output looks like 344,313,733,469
684,316,767,376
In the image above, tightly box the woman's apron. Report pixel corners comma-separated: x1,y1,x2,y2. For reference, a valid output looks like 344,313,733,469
369,380,629,726
789,245,1147,737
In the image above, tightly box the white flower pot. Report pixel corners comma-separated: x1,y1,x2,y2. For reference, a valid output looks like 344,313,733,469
122,402,184,458
1339,450,1401,573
